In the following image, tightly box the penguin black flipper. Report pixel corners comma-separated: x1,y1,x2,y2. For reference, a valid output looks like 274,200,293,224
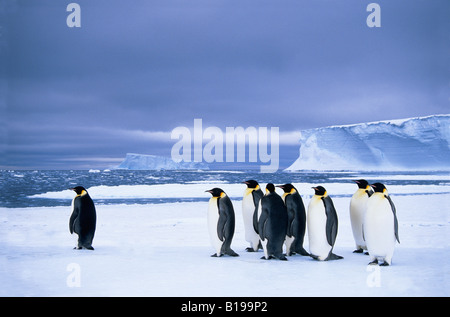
216,196,230,242
322,196,338,247
386,195,400,243
252,189,263,234
258,204,269,241
252,189,263,207
285,194,295,237
252,206,259,234
290,192,309,256
217,194,239,256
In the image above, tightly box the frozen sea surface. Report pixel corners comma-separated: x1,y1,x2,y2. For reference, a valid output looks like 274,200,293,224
0,170,448,297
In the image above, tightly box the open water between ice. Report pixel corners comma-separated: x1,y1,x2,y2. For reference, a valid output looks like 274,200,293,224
0,169,449,208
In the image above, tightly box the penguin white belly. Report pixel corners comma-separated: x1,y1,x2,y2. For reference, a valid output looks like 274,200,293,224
207,198,223,255
350,190,369,249
365,194,396,263
242,191,260,250
307,197,331,260
285,235,294,254
260,238,269,259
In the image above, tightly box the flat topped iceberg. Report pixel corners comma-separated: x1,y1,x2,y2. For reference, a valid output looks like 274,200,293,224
285,114,450,171
115,153,208,170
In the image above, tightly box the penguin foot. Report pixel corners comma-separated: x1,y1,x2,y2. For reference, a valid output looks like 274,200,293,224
211,253,223,257
261,255,287,261
364,252,370,255
309,254,320,261
353,248,364,253
369,259,378,265
326,252,343,261
226,250,239,257
295,248,310,256
379,261,390,266
74,246,94,250
245,247,258,252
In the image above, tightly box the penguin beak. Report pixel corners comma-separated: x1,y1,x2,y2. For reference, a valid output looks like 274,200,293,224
205,189,213,194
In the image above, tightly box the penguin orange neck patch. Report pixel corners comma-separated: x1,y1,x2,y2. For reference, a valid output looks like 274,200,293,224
76,190,87,197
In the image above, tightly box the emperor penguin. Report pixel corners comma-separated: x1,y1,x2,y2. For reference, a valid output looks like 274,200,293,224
258,183,288,260
349,179,373,253
69,186,96,250
364,183,400,266
206,188,239,257
307,186,343,261
242,180,263,252
277,183,309,256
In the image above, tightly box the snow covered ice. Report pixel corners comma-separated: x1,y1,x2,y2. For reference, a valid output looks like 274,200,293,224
0,170,448,297
286,115,450,172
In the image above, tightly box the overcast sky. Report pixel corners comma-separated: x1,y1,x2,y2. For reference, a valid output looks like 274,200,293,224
1,0,449,169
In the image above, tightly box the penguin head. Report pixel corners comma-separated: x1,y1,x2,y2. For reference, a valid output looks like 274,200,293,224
243,180,260,190
265,183,276,194
205,188,225,198
277,183,296,194
312,186,327,196
70,186,87,196
354,179,370,190
371,182,387,194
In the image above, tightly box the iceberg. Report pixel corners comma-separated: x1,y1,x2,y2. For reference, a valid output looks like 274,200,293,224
285,115,450,171
115,153,208,170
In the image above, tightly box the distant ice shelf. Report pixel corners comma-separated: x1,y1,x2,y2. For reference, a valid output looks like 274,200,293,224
285,114,450,172
115,153,208,170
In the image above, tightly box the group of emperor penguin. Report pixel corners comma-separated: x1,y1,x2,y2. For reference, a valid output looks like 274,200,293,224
206,179,400,266
67,178,400,266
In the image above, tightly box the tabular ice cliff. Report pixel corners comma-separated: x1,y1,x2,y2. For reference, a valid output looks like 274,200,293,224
285,115,450,171
115,153,208,170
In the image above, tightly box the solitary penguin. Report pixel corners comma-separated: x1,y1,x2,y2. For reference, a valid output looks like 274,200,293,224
206,188,239,257
277,183,309,256
242,180,263,252
69,186,96,250
365,183,400,266
258,183,288,260
307,186,343,261
349,179,373,253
